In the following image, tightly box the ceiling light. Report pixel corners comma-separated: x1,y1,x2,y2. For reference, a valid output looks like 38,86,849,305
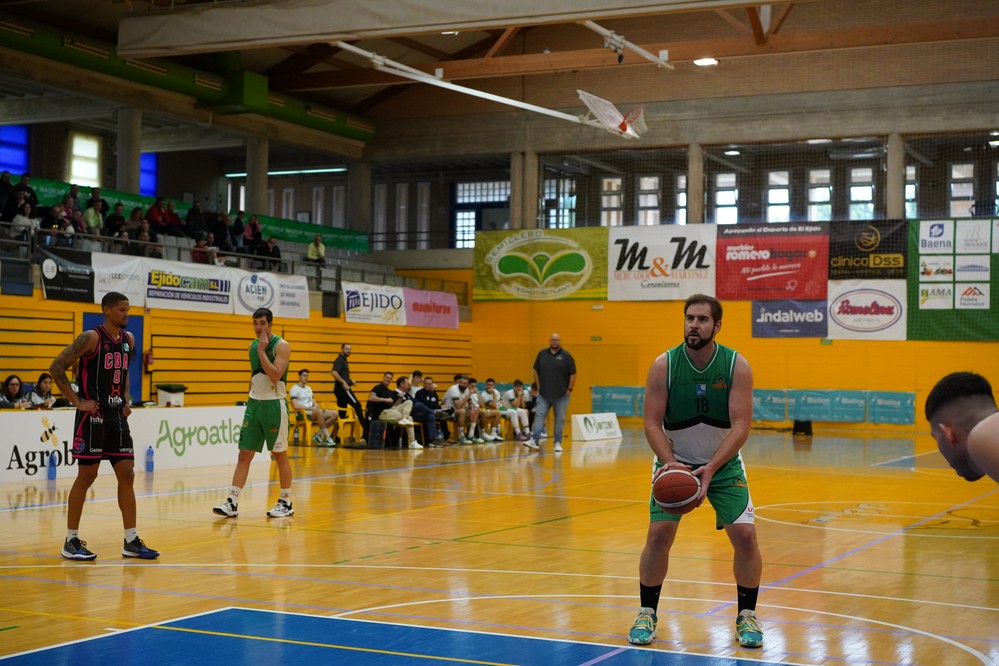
990,130,999,136
693,57,718,67
441,31,460,36
989,140,999,148
224,167,347,178
724,150,740,156
806,138,832,144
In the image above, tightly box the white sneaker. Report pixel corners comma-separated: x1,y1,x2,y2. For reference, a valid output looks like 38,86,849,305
481,432,497,442
522,438,539,450
474,437,486,443
539,431,548,440
212,498,238,518
267,498,294,517
397,418,414,426
553,442,563,453
408,441,423,449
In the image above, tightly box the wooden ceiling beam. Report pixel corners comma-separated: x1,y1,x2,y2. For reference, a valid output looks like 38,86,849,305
484,27,521,58
746,7,767,45
274,16,999,91
714,8,752,35
390,37,451,60
768,3,795,37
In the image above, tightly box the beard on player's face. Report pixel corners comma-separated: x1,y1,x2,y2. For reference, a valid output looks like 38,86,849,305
685,328,714,351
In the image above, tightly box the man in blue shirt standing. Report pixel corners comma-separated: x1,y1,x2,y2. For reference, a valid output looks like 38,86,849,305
524,333,576,453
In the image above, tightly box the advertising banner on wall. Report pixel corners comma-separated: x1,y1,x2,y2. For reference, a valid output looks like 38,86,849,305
866,391,915,425
402,287,459,329
607,225,716,301
828,220,907,280
38,247,94,303
142,258,235,314
230,269,310,319
342,281,406,325
1,407,265,483
826,280,907,340
751,300,827,338
473,228,608,301
752,389,788,421
716,224,829,301
788,390,867,422
92,253,146,305
907,219,999,341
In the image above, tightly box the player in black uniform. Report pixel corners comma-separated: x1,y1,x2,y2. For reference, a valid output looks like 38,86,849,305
50,291,159,561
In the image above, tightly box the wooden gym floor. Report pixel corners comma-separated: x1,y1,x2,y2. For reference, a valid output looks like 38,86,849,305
1,427,997,665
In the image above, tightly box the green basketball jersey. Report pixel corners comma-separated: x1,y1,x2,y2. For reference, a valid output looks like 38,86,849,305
248,335,287,400
663,342,739,465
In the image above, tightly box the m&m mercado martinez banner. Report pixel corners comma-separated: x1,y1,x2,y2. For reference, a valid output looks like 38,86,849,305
607,225,716,301
716,224,828,301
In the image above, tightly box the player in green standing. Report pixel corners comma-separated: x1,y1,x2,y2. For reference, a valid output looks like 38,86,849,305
213,307,295,518
628,294,763,648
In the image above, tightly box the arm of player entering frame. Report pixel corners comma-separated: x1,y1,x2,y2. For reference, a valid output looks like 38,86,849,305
258,338,290,384
643,351,677,467
50,330,97,409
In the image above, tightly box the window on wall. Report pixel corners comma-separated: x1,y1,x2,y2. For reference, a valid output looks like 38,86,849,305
331,185,346,228
714,172,738,224
767,170,790,223
601,177,623,226
543,178,576,228
849,167,875,220
69,133,101,187
905,165,918,219
949,163,974,218
395,182,409,249
454,210,476,248
416,182,430,249
139,153,157,197
676,174,687,225
453,180,510,248
372,183,388,250
0,125,29,175
808,168,832,221
312,186,325,226
636,176,660,225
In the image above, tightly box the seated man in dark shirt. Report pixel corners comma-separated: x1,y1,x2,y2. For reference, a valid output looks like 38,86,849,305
365,371,396,441
256,236,283,271
413,375,447,446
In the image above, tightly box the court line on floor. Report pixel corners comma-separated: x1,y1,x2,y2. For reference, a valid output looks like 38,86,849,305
333,594,992,664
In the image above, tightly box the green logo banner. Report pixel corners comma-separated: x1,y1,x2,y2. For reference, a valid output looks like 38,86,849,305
474,228,608,301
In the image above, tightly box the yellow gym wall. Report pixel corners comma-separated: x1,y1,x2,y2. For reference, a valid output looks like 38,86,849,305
400,268,999,432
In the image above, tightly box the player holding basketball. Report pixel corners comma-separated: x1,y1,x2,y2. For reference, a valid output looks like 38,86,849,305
213,307,295,518
628,294,762,648
925,372,999,484
50,291,159,561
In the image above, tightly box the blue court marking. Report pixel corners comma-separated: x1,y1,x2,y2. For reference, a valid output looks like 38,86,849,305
2,607,787,665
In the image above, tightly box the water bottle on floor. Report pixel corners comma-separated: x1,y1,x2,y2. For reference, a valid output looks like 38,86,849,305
145,446,154,473
47,451,58,480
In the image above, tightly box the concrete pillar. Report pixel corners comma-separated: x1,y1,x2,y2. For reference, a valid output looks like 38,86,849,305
687,143,705,224
347,160,372,233
115,108,142,194
509,152,524,229
522,150,539,229
886,132,905,219
245,137,269,216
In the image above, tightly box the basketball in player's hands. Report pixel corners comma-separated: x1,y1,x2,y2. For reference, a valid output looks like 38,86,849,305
652,469,701,515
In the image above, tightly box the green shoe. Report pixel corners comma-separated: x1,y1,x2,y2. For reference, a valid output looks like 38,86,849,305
628,607,657,645
735,609,763,647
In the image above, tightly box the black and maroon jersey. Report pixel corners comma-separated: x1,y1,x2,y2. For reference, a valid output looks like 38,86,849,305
77,325,130,410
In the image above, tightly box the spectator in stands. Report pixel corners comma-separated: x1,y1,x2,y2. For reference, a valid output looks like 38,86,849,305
478,378,505,441
9,202,41,240
0,171,16,221
163,200,185,236
442,374,478,445
127,229,162,259
126,206,145,234
366,371,397,440
306,234,325,264
409,370,423,397
243,213,262,251
56,214,76,247
228,212,244,249
146,197,168,235
0,374,32,409
185,200,207,238
14,173,38,208
104,203,126,237
257,236,283,271
65,184,82,212
82,200,105,234
190,232,217,264
209,213,235,252
84,187,109,216
111,229,131,254
29,372,56,408
289,369,337,446
39,203,67,245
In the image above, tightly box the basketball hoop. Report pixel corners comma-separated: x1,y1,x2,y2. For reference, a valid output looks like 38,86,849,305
577,89,646,139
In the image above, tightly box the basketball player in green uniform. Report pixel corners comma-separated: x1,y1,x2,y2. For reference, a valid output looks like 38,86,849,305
628,294,763,648
213,307,295,518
